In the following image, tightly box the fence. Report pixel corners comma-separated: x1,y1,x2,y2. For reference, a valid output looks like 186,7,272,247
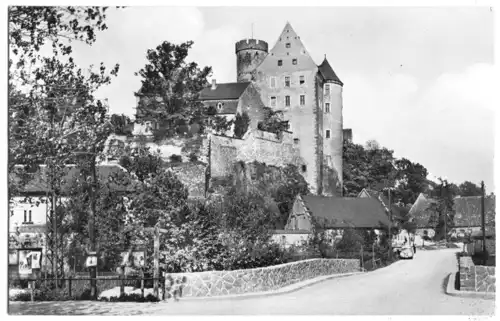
9,274,173,302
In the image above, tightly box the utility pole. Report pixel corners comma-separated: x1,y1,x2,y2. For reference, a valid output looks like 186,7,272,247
89,146,98,299
387,187,392,261
481,181,486,264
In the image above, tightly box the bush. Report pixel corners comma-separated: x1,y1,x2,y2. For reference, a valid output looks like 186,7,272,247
169,154,182,163
99,293,159,303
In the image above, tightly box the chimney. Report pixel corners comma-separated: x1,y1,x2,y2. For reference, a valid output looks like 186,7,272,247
211,79,217,90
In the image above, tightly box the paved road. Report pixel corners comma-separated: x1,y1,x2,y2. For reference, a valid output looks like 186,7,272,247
9,249,496,315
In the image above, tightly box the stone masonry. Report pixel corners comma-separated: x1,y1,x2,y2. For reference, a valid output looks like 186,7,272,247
459,256,495,293
166,258,360,298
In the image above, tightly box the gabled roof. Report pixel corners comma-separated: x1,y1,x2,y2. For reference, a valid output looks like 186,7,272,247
453,196,495,231
318,58,343,86
358,188,404,220
408,193,439,228
300,195,390,229
199,82,250,101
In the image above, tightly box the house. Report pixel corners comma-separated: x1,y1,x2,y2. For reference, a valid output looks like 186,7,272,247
8,163,132,276
357,188,404,222
407,193,440,239
198,80,267,134
452,196,495,255
285,195,390,234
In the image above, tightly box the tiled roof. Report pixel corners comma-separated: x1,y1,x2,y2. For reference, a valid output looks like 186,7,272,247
318,58,343,86
359,188,404,220
199,82,250,101
9,164,135,195
453,196,495,231
408,193,439,228
301,195,390,229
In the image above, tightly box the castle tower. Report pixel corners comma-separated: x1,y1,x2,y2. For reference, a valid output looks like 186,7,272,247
318,57,344,195
235,39,268,82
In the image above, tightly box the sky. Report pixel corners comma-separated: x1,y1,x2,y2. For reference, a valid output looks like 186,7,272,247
43,6,496,191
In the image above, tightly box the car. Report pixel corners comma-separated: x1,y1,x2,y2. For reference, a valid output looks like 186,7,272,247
398,246,414,259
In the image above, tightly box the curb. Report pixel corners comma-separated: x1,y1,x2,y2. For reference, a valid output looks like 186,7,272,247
445,272,495,300
179,271,365,301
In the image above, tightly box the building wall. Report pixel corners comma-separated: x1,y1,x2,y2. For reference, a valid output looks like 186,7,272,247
9,197,49,231
235,39,268,82
322,82,343,195
237,83,267,130
286,197,313,231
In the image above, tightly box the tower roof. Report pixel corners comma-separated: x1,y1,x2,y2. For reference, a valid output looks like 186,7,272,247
318,57,343,86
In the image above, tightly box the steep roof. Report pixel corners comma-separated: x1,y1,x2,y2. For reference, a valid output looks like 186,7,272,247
453,196,495,231
408,193,439,228
301,195,390,229
318,58,343,86
199,82,250,101
358,188,404,221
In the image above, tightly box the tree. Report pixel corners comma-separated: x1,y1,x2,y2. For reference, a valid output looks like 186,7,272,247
393,158,429,205
233,112,250,139
274,165,309,228
110,114,133,136
257,107,289,137
458,181,483,197
134,41,212,139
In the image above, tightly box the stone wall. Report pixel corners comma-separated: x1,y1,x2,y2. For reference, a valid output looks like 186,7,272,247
459,256,495,293
166,258,360,298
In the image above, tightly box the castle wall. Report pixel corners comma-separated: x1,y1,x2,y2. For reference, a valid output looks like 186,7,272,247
235,39,269,82
237,84,267,130
322,82,343,195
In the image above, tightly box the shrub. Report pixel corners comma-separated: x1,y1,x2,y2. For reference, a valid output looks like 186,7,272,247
99,293,159,302
169,154,182,163
233,112,250,139
189,152,198,162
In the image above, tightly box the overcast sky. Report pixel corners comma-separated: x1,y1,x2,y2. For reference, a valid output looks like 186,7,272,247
65,6,495,191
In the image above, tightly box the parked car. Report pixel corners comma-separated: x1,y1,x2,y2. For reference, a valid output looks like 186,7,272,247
398,245,414,259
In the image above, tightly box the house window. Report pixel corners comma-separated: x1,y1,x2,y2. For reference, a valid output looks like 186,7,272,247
301,165,307,172
278,60,283,66
270,96,277,107
325,103,330,113
270,77,276,88
285,76,290,87
286,43,291,48
217,102,223,110
292,59,297,65
29,210,32,223
285,96,290,107
299,75,305,85
24,210,27,223
325,84,330,96
300,95,305,106
326,129,331,139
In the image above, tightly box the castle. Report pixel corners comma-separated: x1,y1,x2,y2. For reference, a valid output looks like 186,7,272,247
122,22,347,196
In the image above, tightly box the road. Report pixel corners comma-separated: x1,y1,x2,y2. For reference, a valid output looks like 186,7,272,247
9,249,496,315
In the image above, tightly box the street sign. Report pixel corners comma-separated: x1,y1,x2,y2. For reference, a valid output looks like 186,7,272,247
86,255,98,267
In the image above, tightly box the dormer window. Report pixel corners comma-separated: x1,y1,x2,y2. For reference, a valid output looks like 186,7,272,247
286,43,291,48
292,59,298,65
278,60,283,67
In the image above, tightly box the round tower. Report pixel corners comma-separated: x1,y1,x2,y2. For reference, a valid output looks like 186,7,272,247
235,39,268,82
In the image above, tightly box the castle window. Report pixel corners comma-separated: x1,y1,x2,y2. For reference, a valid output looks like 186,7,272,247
270,77,276,88
24,210,27,223
325,103,330,113
285,96,290,107
270,96,277,108
300,95,305,106
286,43,291,48
325,84,331,96
299,75,305,85
29,210,32,223
301,165,307,172
278,60,283,66
292,59,298,65
294,138,299,144
285,76,290,87
326,129,331,139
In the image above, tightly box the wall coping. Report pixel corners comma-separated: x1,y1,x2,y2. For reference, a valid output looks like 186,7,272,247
166,258,359,276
